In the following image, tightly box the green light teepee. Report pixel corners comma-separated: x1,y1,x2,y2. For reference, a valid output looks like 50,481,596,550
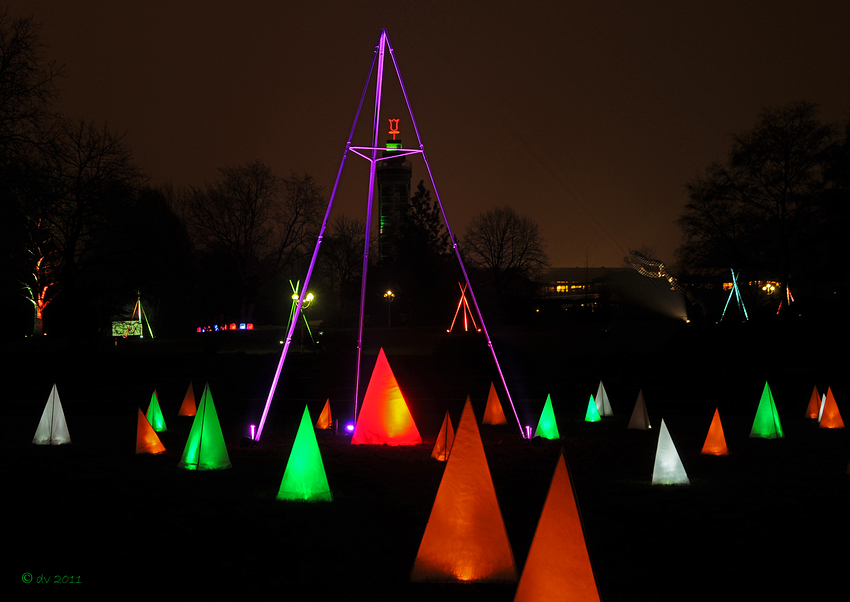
535,395,560,439
584,395,600,423
178,383,231,470
750,382,784,439
146,390,167,432
277,405,332,502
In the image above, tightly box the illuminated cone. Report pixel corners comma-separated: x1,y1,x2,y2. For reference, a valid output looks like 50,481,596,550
585,395,600,423
352,348,422,445
514,450,601,602
750,382,784,439
277,405,332,502
804,385,820,420
411,398,517,582
146,390,167,432
819,387,844,429
178,382,197,417
535,395,560,439
482,382,507,425
32,384,71,445
627,389,651,430
595,381,613,417
431,411,455,461
652,419,689,485
316,399,332,430
136,408,166,455
178,383,231,470
701,408,728,455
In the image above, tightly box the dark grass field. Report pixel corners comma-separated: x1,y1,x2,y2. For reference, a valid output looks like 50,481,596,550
6,317,850,598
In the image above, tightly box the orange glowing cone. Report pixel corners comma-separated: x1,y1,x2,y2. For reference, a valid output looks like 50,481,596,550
431,411,455,461
482,382,507,425
514,450,601,602
701,408,728,455
804,385,820,420
819,387,844,429
352,349,422,445
136,408,166,455
316,399,332,430
411,397,517,583
178,382,197,417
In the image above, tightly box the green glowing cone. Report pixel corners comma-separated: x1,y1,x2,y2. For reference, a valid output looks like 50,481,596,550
178,383,232,470
750,381,784,439
146,390,167,432
277,405,332,502
584,395,601,423
535,395,560,439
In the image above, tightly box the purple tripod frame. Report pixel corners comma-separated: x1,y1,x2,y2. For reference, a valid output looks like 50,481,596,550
254,29,526,442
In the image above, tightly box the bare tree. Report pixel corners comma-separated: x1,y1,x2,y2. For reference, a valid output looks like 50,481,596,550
184,161,323,321
318,214,367,310
0,8,62,161
9,119,145,335
676,102,845,300
463,205,549,301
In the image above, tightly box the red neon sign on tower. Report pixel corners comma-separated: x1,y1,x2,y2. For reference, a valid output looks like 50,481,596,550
388,118,400,140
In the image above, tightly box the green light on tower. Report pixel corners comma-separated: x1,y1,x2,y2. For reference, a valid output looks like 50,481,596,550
534,394,560,439
585,394,601,423
277,405,332,502
146,390,167,432
749,381,784,439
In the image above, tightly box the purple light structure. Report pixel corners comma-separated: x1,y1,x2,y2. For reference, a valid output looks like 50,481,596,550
254,29,526,441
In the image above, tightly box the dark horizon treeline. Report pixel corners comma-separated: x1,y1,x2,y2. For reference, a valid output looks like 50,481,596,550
0,8,552,343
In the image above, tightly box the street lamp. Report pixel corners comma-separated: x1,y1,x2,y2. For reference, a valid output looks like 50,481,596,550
384,290,395,327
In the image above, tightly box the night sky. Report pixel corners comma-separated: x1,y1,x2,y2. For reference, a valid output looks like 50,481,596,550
16,1,850,268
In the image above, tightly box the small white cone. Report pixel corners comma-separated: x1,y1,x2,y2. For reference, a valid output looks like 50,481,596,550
652,419,688,485
33,384,71,445
627,389,651,430
595,381,613,417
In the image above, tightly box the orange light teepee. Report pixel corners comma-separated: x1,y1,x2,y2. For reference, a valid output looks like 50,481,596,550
514,450,601,602
316,399,332,430
136,408,166,454
431,411,455,461
701,408,728,455
352,348,422,445
411,398,517,583
482,382,507,425
819,387,844,429
178,382,197,417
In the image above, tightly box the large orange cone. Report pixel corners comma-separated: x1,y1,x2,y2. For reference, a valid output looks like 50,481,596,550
482,382,507,425
431,411,455,461
514,450,601,602
701,408,728,455
178,382,197,417
352,349,422,445
411,398,517,582
819,387,844,429
316,399,332,430
136,408,166,455
804,385,820,420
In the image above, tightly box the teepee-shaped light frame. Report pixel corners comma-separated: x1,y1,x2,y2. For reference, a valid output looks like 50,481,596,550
253,29,524,442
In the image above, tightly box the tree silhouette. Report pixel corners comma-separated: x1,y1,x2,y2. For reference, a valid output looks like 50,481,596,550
183,161,323,322
676,102,848,303
463,205,549,304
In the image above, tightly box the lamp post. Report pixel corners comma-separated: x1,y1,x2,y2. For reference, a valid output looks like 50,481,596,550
383,290,394,327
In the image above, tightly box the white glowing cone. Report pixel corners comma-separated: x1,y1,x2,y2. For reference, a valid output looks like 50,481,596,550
652,419,688,485
595,381,613,417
